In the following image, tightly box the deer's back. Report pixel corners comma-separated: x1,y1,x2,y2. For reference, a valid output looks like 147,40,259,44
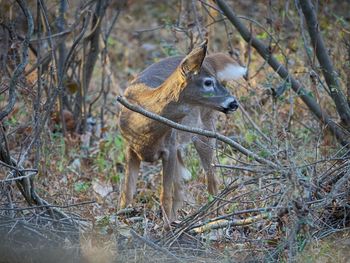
131,56,184,88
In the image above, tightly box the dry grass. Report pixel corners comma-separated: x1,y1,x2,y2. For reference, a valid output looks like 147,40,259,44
0,0,350,262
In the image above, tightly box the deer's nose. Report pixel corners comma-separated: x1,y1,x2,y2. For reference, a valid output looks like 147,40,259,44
228,99,239,111
221,97,239,113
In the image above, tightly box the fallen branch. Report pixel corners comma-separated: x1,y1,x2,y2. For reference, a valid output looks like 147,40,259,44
116,96,279,169
189,213,270,234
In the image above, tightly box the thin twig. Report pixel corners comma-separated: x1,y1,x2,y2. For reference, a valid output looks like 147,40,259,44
238,104,272,143
212,163,271,173
0,171,37,183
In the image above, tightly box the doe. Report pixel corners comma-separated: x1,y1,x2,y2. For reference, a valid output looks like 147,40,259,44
118,41,246,222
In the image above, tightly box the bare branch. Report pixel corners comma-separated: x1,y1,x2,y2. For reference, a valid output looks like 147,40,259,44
0,0,33,120
84,0,109,90
215,0,349,147
297,0,350,127
116,96,279,168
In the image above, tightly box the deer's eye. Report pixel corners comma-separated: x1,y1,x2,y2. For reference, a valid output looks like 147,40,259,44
204,79,213,87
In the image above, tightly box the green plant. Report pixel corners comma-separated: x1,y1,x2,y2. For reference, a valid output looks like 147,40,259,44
74,181,91,193
185,145,201,180
94,132,125,183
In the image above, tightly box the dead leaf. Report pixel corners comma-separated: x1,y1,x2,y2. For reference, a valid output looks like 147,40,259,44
92,180,113,198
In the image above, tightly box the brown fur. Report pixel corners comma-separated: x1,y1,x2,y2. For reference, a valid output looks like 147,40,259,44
119,41,245,224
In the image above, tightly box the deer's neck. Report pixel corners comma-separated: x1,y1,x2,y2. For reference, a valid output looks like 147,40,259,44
129,71,189,121
122,71,189,145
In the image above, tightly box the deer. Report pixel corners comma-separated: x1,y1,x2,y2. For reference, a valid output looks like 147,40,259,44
118,40,246,224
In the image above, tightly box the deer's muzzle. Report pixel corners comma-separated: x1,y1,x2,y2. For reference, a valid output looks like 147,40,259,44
221,97,239,114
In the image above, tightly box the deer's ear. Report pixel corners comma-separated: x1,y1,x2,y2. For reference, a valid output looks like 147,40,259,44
204,53,247,81
180,40,207,77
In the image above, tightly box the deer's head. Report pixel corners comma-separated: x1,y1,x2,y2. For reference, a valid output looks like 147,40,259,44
176,41,246,113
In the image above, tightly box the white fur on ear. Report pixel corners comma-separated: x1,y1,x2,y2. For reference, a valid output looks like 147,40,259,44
217,64,247,81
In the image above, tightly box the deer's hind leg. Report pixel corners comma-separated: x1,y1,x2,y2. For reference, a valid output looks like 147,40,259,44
120,146,141,208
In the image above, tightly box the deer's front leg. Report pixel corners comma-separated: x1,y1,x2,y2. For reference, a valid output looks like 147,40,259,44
120,147,141,208
172,149,186,214
193,136,218,195
160,146,176,223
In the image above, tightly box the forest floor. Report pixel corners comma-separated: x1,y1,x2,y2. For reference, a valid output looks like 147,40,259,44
1,0,350,262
